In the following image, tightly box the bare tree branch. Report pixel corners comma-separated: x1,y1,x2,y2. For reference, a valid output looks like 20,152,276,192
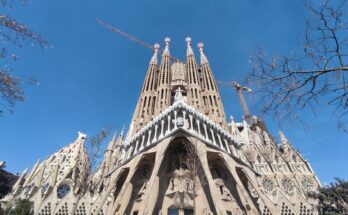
245,0,348,131
0,1,49,116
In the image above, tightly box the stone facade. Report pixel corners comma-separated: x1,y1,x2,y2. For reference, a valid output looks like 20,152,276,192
1,37,320,215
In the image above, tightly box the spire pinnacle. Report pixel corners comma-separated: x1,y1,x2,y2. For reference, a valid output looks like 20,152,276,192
186,36,194,56
116,127,124,146
278,130,288,145
163,37,170,56
197,42,209,64
150,43,160,65
107,131,117,151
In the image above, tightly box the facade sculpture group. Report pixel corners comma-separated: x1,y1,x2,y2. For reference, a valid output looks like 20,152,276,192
1,37,320,215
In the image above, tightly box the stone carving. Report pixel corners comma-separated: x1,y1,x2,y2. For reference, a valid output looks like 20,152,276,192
261,145,274,163
281,178,295,196
216,183,233,201
247,181,259,198
262,178,274,193
301,177,314,192
243,145,257,163
171,62,186,86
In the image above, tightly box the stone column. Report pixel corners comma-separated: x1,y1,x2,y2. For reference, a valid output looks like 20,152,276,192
196,119,201,136
174,110,178,129
189,114,193,132
203,124,208,140
154,124,158,142
160,119,164,138
210,128,216,145
147,129,152,146
166,115,171,135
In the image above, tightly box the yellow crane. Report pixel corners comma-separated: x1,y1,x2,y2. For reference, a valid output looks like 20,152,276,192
96,19,182,62
217,80,254,124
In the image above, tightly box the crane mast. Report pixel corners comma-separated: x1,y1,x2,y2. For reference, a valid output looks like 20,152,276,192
232,81,254,124
217,80,254,124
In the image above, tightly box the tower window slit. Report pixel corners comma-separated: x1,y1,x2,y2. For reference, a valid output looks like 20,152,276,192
152,97,156,114
214,95,218,106
143,97,147,108
209,96,213,106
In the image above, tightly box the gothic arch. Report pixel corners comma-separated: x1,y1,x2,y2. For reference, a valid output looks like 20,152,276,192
207,152,247,213
235,167,262,214
124,153,156,214
153,136,216,214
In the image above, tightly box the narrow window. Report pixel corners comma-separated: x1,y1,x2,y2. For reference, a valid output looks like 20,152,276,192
184,209,194,215
168,208,179,215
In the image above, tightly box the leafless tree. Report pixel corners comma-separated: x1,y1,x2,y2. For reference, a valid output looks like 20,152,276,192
245,0,348,131
85,126,112,176
0,0,49,116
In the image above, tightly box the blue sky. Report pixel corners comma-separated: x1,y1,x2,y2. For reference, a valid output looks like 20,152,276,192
0,0,346,184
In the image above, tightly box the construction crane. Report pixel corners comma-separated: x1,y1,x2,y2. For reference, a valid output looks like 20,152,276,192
217,80,254,124
96,19,182,62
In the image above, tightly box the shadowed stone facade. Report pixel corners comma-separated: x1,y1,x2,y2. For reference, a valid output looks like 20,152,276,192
1,37,320,215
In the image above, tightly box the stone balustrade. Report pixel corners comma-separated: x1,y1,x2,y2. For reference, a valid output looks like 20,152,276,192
120,101,244,164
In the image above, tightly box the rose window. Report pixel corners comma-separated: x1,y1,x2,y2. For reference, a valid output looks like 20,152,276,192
301,178,313,192
281,178,294,195
262,178,274,193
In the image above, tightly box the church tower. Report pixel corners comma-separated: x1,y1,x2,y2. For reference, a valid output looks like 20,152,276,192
3,38,321,215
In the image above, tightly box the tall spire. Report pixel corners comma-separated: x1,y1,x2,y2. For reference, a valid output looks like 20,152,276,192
185,37,204,111
129,43,160,135
197,42,227,128
104,131,117,173
113,128,124,167
155,37,172,114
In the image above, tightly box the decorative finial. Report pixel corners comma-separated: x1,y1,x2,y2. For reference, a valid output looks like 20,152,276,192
197,42,204,50
278,130,288,145
197,42,208,64
165,37,170,45
186,36,192,44
150,43,160,64
153,43,160,51
78,131,86,140
186,37,194,56
163,37,170,55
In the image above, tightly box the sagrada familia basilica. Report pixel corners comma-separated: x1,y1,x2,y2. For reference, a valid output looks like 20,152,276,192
1,37,320,215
